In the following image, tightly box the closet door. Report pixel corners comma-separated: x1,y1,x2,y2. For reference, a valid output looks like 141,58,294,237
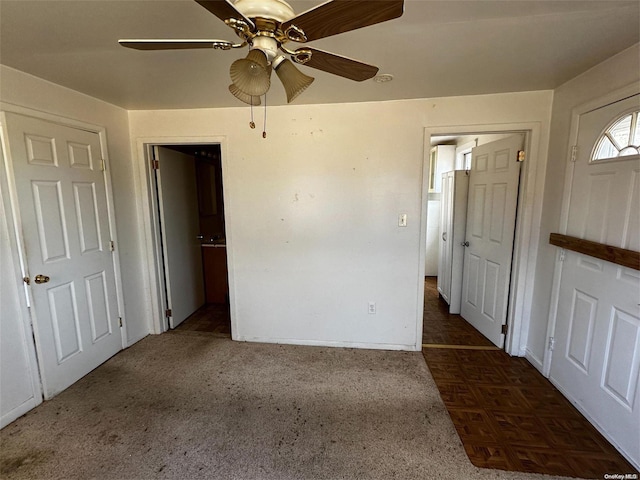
437,171,454,303
448,170,469,314
4,112,123,399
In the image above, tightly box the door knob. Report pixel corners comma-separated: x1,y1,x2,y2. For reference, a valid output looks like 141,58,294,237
34,274,50,284
461,241,470,247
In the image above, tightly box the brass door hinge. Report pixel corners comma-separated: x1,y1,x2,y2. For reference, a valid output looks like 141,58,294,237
110,241,115,252
517,150,526,162
101,159,106,171
165,309,172,317
501,324,508,335
152,159,159,170
118,317,123,328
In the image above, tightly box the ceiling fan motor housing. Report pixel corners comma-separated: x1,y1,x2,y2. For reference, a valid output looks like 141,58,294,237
233,0,295,23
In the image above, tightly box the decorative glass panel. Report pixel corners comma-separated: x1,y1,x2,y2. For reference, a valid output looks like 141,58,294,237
594,136,618,160
609,115,631,148
620,147,639,156
592,110,640,161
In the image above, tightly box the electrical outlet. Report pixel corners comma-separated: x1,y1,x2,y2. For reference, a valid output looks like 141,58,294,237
368,302,376,314
398,214,407,227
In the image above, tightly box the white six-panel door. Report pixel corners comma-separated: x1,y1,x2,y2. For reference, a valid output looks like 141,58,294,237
460,135,523,347
549,94,640,467
4,112,122,399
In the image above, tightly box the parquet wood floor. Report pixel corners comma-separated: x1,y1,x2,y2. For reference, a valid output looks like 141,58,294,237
173,303,231,336
422,277,638,479
422,276,495,346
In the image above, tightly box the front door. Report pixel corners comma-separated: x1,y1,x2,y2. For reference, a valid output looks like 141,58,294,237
549,94,640,467
154,146,204,329
460,135,523,347
3,112,122,399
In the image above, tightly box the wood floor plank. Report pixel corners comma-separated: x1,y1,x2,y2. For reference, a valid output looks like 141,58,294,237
422,344,500,350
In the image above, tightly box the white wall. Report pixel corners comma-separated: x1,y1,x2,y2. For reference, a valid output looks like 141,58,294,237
525,44,640,369
0,65,147,345
0,145,42,426
424,200,440,276
129,90,553,351
0,61,555,358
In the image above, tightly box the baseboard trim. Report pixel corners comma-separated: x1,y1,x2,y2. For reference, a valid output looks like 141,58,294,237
1,397,41,429
524,348,544,374
233,335,419,352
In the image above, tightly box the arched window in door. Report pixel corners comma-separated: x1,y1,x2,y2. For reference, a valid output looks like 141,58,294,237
592,109,640,160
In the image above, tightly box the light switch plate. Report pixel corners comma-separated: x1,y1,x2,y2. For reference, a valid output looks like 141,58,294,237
398,214,407,227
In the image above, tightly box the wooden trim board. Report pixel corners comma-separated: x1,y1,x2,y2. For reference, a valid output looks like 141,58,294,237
549,233,640,270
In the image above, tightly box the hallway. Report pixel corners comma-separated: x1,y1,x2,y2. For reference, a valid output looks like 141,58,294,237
174,303,231,336
421,277,637,478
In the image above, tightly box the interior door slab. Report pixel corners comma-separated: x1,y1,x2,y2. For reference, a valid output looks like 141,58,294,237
460,134,523,348
4,112,122,398
155,146,204,329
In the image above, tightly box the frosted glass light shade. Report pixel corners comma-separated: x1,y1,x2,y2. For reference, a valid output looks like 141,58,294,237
229,84,261,105
230,49,271,96
275,58,314,103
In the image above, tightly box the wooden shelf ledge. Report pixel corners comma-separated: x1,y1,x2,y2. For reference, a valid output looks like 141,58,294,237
549,233,640,271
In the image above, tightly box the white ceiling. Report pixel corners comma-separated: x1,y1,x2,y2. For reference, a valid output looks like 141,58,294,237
1,0,638,110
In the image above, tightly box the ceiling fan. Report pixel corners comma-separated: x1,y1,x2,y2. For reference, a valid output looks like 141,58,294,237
119,0,405,106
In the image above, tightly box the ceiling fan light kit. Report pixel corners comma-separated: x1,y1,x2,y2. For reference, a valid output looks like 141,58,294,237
274,57,315,104
230,48,271,96
119,0,404,135
229,83,261,105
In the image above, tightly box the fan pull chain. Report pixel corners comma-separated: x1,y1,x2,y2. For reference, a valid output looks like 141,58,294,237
262,93,267,139
249,99,255,129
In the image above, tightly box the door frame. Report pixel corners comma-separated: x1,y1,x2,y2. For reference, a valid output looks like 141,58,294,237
133,136,235,336
419,122,546,357
543,81,640,376
0,104,128,365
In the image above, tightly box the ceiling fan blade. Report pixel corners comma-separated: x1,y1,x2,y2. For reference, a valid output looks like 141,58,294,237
281,0,403,42
119,39,235,50
299,48,379,81
194,1,255,30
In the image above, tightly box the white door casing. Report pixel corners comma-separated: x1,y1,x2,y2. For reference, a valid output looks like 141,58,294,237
154,146,204,329
461,135,524,347
3,112,122,399
549,93,640,468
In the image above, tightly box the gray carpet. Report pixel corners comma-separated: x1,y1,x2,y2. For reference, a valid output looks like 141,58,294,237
1,333,576,480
